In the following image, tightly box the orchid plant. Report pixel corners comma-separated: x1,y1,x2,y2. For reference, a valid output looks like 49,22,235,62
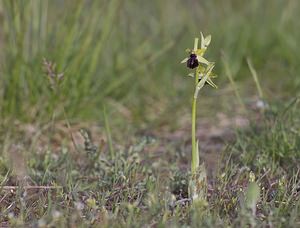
181,33,217,202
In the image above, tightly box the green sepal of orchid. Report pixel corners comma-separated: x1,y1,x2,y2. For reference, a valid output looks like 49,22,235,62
195,48,205,56
209,72,217,78
196,65,206,74
194,63,215,98
181,57,189,64
197,55,209,65
197,63,217,88
185,48,191,53
187,72,194,77
206,78,218,88
201,32,212,49
205,63,215,76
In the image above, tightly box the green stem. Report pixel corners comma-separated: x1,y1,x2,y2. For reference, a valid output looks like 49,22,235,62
191,95,197,173
191,38,199,174
62,107,80,153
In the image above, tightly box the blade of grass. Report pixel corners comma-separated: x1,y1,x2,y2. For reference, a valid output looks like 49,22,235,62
103,105,114,158
221,52,246,112
247,57,264,100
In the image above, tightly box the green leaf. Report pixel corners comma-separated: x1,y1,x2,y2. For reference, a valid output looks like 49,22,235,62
245,182,260,210
188,162,207,202
194,63,215,98
194,73,209,98
195,140,199,169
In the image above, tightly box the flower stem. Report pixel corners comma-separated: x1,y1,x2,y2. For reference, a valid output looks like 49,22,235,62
191,38,199,174
191,95,197,173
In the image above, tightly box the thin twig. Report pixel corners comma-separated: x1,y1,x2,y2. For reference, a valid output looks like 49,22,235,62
0,192,10,204
1,186,63,190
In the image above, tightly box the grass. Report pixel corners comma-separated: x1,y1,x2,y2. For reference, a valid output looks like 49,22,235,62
0,0,300,227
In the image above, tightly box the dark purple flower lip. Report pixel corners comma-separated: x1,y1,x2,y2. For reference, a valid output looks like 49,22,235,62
187,54,199,69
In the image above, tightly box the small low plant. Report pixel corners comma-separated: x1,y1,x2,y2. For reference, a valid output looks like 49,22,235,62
43,58,79,152
181,33,217,202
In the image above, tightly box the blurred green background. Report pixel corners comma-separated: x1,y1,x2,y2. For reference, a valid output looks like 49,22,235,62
0,0,299,126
